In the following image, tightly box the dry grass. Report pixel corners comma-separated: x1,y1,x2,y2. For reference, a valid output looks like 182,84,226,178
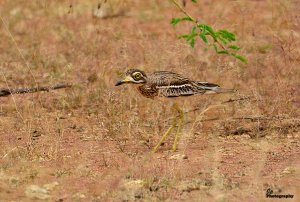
0,0,299,201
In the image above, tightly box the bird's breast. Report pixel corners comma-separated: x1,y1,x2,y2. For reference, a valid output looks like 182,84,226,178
137,85,158,99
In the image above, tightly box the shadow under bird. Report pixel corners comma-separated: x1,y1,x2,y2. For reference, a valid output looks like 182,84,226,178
115,69,234,152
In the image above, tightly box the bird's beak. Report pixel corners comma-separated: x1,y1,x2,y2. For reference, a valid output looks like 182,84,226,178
115,76,132,86
115,80,125,86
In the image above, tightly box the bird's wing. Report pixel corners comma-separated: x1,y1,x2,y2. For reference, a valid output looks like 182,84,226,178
149,71,198,97
148,71,230,97
149,71,190,86
192,81,220,91
193,81,234,93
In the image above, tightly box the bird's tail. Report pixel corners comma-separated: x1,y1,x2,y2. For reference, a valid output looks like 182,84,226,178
212,87,236,93
194,81,236,94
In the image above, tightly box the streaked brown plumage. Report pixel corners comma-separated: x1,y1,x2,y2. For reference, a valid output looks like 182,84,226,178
115,69,233,99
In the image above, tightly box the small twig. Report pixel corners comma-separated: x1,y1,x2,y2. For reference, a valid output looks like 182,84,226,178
227,121,300,137
171,0,197,22
221,96,255,104
232,117,275,121
2,146,26,159
0,83,72,97
183,117,220,125
216,40,226,50
232,116,300,122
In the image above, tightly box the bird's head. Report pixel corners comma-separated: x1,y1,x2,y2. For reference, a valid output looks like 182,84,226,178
115,69,147,86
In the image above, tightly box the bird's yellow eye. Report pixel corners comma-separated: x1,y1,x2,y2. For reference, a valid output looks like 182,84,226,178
133,72,142,80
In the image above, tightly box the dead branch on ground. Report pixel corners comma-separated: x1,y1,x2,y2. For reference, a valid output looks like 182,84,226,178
0,83,72,97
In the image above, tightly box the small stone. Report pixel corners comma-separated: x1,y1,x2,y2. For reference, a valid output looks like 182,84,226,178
43,181,59,191
123,179,144,189
25,185,50,200
72,193,86,199
169,154,188,160
281,167,296,175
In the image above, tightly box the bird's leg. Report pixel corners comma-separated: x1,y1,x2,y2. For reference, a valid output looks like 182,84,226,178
172,104,184,152
152,105,178,153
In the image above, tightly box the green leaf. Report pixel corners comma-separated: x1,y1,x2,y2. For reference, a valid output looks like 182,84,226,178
217,50,229,54
204,25,214,34
184,27,197,47
178,34,189,39
217,30,236,42
191,26,196,33
191,0,197,3
205,26,216,40
232,54,248,64
171,18,181,26
198,24,216,40
199,25,208,43
199,33,208,43
218,37,228,45
190,38,195,48
228,45,240,50
171,17,192,26
186,26,196,40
